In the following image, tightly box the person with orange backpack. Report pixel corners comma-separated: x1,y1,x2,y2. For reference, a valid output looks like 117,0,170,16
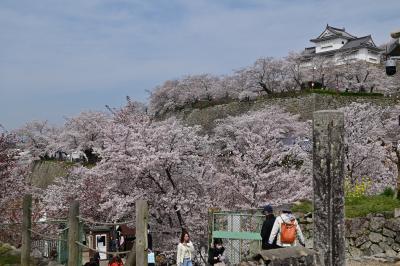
268,209,305,248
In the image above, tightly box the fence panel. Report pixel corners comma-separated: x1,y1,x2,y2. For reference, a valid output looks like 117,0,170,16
211,211,264,264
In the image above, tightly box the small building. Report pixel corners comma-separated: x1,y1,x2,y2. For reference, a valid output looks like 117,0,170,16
302,24,382,66
84,225,136,261
116,224,136,252
86,226,113,260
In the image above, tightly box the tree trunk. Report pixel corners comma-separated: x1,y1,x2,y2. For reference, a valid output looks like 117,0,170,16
395,150,400,199
258,82,273,94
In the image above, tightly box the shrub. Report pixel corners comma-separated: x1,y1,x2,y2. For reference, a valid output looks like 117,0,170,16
307,88,384,97
345,176,371,198
345,195,400,218
381,187,395,197
291,200,313,213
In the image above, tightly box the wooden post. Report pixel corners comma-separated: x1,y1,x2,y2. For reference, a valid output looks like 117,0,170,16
136,200,148,266
125,244,136,266
67,201,80,266
21,194,32,266
313,110,345,266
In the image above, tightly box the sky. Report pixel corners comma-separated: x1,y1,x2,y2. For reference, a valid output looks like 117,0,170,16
1,0,400,129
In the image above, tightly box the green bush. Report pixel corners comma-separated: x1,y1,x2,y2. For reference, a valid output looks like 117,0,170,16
344,176,371,198
308,88,384,97
345,195,400,218
381,187,395,197
291,195,400,218
0,255,20,265
292,200,313,213
0,244,20,264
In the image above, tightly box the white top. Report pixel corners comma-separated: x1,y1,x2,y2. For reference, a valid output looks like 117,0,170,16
176,241,194,264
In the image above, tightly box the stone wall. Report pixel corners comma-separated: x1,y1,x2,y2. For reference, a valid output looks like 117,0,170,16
299,213,400,259
172,93,399,132
29,160,71,189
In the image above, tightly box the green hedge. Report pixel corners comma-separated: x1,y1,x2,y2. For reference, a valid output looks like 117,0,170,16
309,88,384,97
345,195,400,218
291,195,400,218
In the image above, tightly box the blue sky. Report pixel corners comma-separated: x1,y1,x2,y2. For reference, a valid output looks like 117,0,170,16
1,0,400,129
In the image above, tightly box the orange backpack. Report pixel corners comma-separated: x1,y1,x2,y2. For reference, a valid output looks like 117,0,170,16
280,216,297,244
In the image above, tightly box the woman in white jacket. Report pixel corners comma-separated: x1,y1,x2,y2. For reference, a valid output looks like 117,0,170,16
268,210,305,247
177,231,195,266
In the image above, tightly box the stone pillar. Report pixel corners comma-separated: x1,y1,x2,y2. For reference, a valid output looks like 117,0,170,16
68,201,80,266
21,194,32,266
313,110,345,266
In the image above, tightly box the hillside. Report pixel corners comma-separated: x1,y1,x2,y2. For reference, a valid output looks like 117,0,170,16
158,91,398,132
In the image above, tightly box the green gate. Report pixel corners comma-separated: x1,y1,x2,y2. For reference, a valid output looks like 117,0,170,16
209,210,264,264
58,227,68,264
57,221,84,265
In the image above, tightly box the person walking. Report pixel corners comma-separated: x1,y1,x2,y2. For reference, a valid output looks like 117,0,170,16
176,230,194,266
147,224,155,266
260,204,278,250
208,238,226,266
268,209,305,248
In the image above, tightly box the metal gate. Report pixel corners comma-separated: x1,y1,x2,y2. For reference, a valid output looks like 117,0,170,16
209,210,264,264
57,227,69,264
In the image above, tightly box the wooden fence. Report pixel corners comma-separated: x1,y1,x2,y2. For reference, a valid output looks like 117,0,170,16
18,195,149,266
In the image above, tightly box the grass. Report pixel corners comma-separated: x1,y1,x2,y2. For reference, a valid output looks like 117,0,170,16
292,200,313,213
0,244,19,265
0,255,20,265
345,195,400,218
309,88,384,97
291,195,400,218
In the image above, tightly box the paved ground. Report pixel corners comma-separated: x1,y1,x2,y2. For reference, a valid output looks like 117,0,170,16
347,260,400,266
97,259,398,266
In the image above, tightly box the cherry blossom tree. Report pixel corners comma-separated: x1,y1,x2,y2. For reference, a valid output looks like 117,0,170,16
99,117,212,228
210,106,312,209
309,56,336,88
235,57,288,95
284,52,309,90
340,59,392,93
340,103,395,194
42,104,215,251
0,131,29,245
0,132,19,209
148,75,220,116
42,166,108,220
58,111,111,163
382,104,400,198
14,120,60,161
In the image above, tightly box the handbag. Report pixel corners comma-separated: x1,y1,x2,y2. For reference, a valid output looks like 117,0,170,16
148,252,155,263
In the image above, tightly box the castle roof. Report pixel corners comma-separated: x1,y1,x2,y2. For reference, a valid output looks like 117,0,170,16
310,24,357,42
340,35,381,52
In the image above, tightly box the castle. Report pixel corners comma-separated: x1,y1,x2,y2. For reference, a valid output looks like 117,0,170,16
301,24,382,65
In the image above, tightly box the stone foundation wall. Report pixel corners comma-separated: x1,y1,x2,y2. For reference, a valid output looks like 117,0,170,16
299,213,400,258
176,93,399,132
